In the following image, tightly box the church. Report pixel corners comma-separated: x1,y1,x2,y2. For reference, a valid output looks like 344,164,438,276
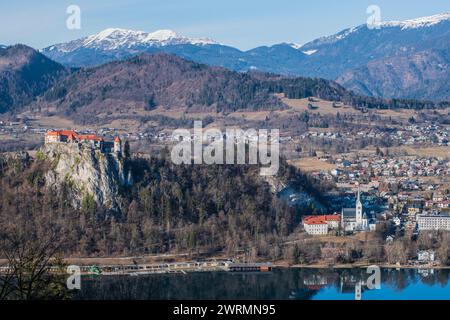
341,186,368,232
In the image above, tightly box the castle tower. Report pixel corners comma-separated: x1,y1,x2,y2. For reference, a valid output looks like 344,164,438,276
114,136,122,154
356,184,363,226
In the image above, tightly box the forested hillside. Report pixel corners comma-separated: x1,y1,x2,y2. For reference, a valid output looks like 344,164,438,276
0,150,328,257
30,53,448,125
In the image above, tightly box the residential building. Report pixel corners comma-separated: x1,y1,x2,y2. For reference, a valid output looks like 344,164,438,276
418,250,436,263
417,213,450,231
303,215,341,235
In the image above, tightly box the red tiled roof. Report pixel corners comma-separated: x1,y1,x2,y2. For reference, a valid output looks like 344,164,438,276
46,130,103,142
304,214,340,225
304,216,327,225
46,130,77,138
46,131,61,136
324,214,341,221
77,134,103,142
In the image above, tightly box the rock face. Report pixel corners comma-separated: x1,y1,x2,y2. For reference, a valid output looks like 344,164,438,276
42,143,132,211
262,175,287,194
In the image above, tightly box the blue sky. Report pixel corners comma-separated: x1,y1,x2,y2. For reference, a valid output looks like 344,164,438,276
1,0,449,50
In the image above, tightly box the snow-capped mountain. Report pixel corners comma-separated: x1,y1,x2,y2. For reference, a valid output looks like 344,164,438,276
41,12,450,100
304,12,450,49
45,28,217,53
41,28,224,68
296,12,450,100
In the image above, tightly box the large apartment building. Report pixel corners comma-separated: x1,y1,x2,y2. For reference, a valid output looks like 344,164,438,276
417,213,450,231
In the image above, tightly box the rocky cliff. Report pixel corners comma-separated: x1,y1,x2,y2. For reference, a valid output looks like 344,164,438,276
41,143,132,211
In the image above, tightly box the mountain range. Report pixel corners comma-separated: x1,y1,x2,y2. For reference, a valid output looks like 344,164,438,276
41,12,450,101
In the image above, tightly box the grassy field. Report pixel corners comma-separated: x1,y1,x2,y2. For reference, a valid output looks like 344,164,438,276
279,95,448,121
32,116,78,129
391,146,450,158
280,96,355,116
288,157,337,172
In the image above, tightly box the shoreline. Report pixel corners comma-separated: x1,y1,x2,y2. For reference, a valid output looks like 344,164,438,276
2,255,448,272
276,263,450,270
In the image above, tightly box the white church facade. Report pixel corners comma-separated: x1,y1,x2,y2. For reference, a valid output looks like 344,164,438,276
341,187,368,232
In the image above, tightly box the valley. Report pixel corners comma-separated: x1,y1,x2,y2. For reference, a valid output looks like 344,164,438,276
0,7,449,302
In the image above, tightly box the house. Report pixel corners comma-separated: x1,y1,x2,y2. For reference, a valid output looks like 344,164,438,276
369,219,377,231
341,160,352,168
331,169,342,176
407,204,421,218
424,200,434,208
438,201,450,209
417,250,435,263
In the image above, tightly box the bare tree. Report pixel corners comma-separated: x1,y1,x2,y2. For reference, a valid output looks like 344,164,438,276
0,224,68,300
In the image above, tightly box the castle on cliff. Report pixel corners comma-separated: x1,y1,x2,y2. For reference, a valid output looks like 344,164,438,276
44,130,122,154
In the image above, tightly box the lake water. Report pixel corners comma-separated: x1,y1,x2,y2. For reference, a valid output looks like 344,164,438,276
73,268,450,300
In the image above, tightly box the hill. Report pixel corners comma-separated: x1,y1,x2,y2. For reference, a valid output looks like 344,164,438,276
0,149,328,256
33,53,345,124
0,45,67,113
25,53,447,125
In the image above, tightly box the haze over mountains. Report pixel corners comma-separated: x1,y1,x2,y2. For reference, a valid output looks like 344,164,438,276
41,12,450,101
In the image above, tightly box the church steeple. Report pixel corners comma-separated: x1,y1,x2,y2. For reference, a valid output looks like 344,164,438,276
356,183,363,226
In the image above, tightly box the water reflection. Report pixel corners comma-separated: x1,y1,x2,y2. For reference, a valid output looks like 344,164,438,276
73,268,450,300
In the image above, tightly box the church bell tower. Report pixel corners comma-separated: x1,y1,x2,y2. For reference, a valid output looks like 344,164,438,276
356,185,363,226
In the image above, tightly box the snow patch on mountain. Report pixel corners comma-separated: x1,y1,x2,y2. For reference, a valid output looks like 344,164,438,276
306,25,362,48
381,12,450,30
303,12,450,50
289,43,303,50
302,49,317,55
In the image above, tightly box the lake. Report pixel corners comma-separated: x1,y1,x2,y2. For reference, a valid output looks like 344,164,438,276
73,268,450,300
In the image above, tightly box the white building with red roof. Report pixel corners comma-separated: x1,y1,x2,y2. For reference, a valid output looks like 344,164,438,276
303,215,341,235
